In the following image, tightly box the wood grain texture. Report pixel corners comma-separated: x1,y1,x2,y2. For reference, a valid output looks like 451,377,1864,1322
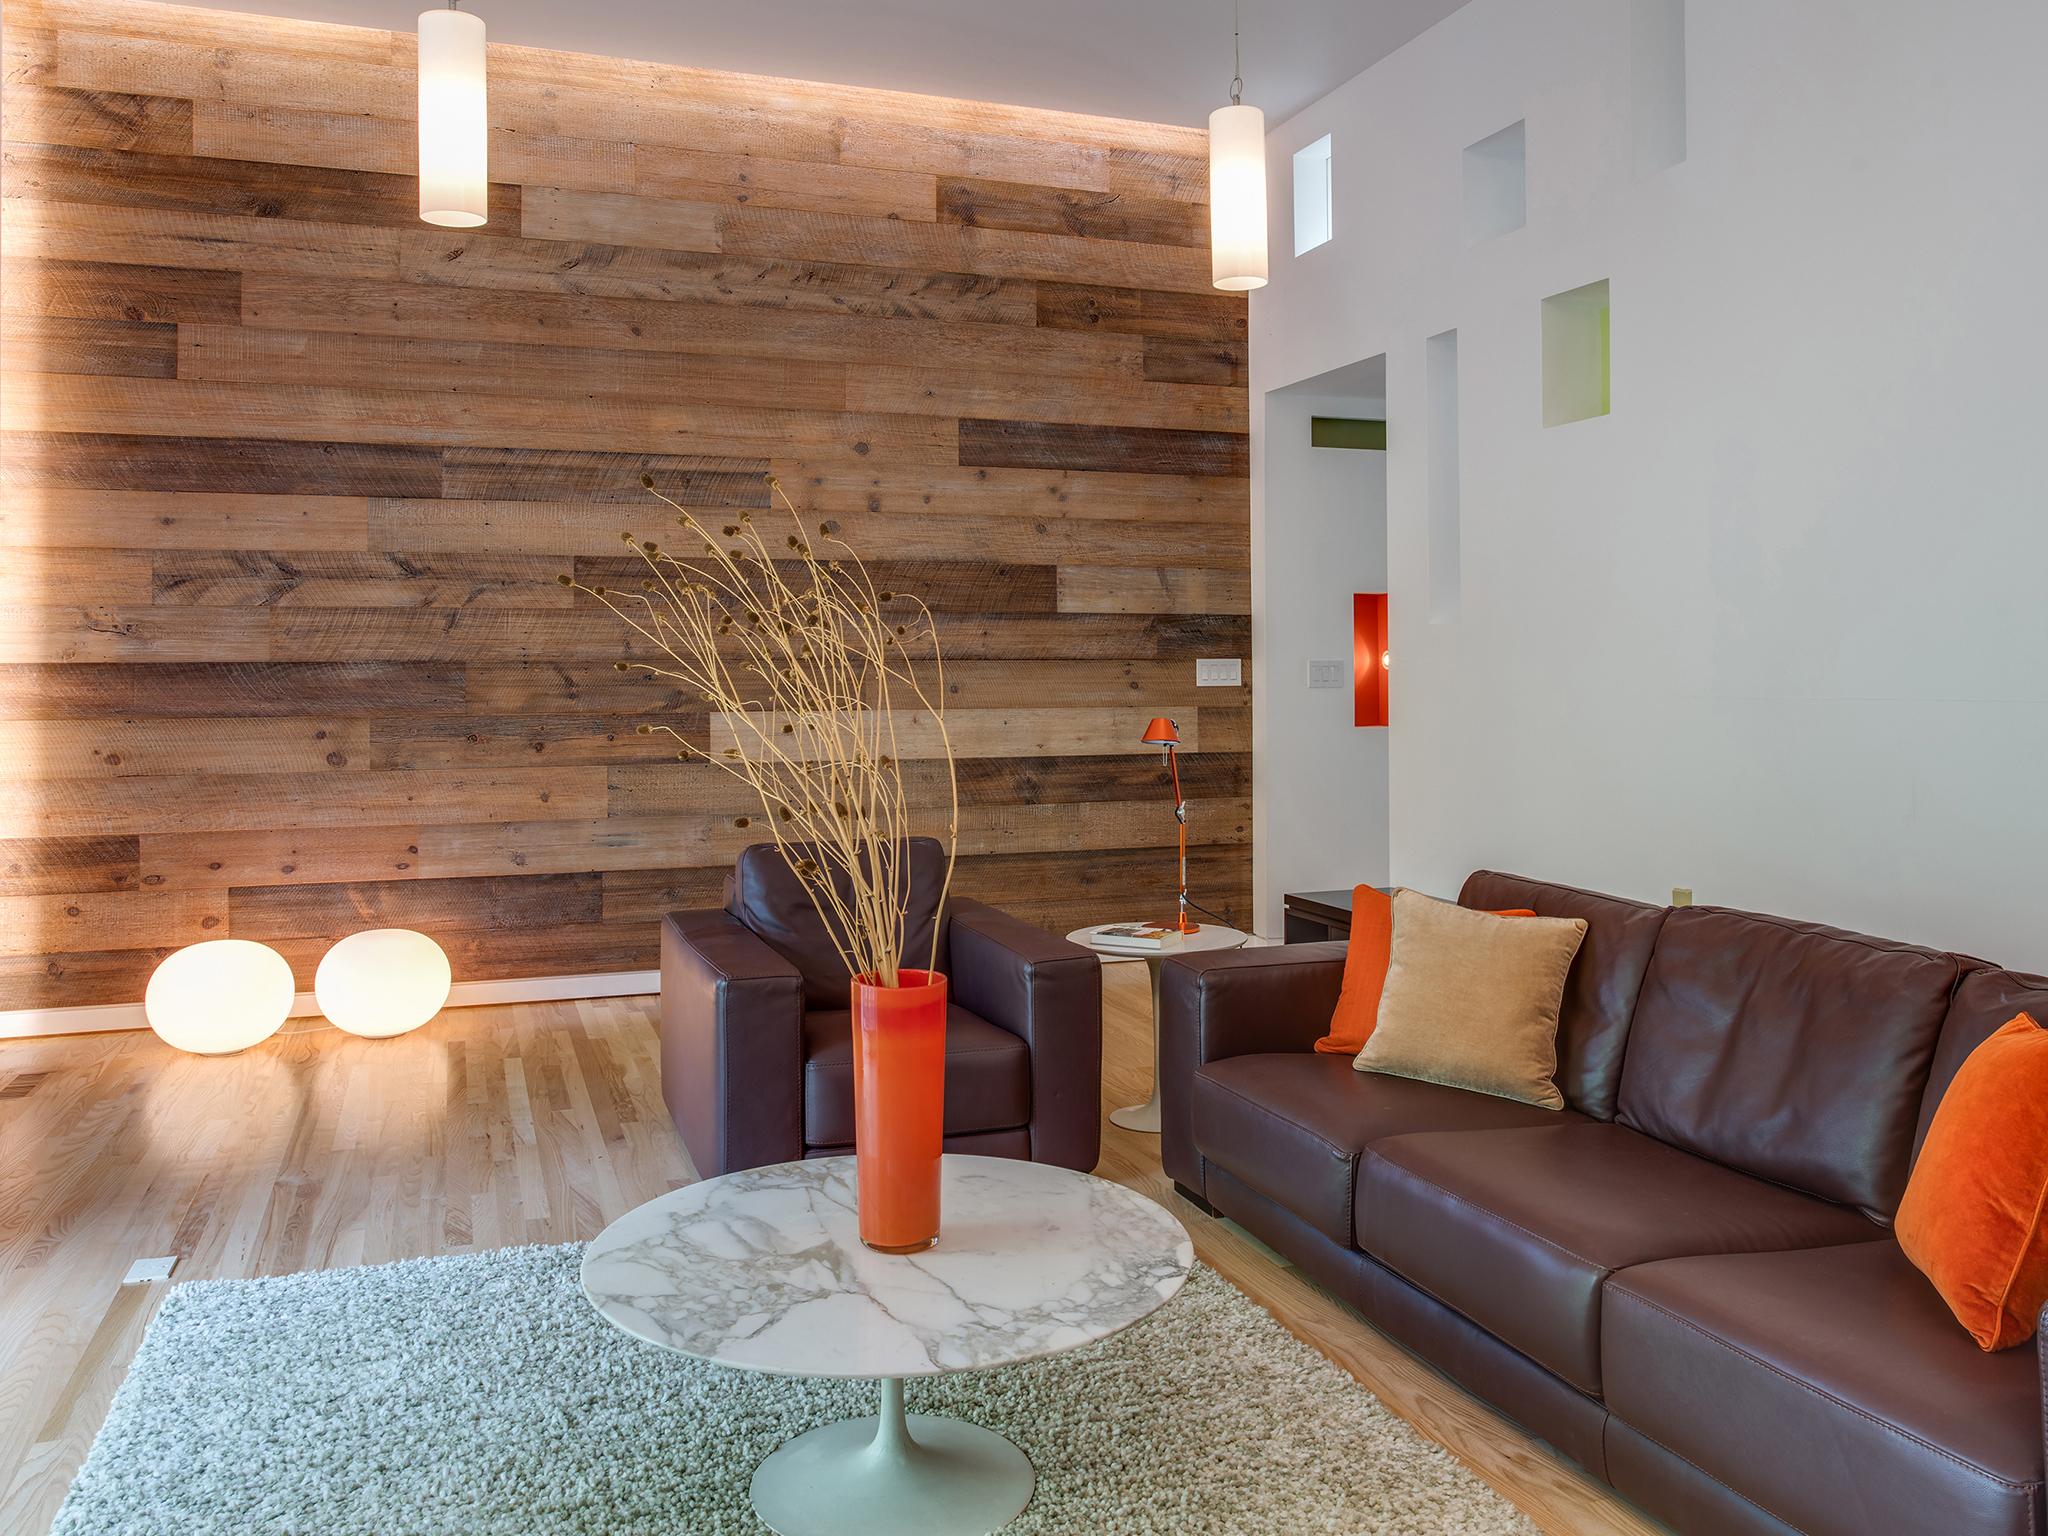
0,979,1668,1536
0,0,1248,1007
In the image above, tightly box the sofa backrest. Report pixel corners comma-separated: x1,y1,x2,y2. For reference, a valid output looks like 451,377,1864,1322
1914,965,2048,1163
729,838,950,1010
1615,906,1959,1223
1458,870,1668,1121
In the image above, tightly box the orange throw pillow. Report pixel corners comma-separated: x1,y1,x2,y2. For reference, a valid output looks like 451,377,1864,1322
1895,1013,2048,1351
1314,887,1535,1055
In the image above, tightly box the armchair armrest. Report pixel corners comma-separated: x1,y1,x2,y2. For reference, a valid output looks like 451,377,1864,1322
1158,942,1346,1198
947,896,1101,1171
659,909,804,1179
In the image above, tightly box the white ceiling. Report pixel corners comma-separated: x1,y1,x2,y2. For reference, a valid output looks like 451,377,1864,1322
197,0,1471,128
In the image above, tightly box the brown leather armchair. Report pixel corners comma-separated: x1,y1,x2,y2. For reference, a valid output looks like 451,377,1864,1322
659,838,1102,1178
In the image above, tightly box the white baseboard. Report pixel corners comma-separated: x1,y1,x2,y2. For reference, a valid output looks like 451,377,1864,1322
0,970,661,1042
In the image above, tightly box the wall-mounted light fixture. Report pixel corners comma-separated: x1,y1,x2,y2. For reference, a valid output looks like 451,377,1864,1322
418,2,488,227
1208,1,1267,291
1353,593,1389,727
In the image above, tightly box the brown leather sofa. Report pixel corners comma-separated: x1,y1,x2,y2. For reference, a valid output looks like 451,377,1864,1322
1160,870,2047,1536
660,839,1102,1178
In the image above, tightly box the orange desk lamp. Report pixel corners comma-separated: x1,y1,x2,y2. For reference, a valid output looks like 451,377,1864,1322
1141,717,1200,934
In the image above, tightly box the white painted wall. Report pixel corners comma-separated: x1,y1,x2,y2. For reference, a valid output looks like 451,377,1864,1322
1252,0,2048,968
1253,386,1390,935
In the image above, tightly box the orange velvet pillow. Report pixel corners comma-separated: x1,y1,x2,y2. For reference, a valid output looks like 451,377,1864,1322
1314,887,1535,1055
1895,1013,2048,1351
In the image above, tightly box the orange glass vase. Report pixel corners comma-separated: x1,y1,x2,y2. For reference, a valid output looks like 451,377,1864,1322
849,968,947,1253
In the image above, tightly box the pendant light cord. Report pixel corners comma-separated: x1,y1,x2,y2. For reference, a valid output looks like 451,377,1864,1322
1230,0,1244,105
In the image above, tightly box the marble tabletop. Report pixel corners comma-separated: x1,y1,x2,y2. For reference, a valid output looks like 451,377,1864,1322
580,1154,1193,1380
1067,922,1249,959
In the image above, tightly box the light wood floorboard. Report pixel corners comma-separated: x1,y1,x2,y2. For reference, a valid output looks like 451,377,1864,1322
0,969,1660,1536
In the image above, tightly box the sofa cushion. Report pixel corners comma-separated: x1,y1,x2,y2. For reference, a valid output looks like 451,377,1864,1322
1615,906,1959,1222
1916,964,2048,1161
1191,1053,1577,1247
730,838,950,1010
801,1005,1027,1146
1356,1122,1884,1394
1459,871,1669,1122
1604,1242,2045,1536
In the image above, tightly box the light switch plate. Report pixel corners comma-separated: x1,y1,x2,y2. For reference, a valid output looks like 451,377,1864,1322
122,1255,178,1286
1195,657,1242,687
1306,659,1345,690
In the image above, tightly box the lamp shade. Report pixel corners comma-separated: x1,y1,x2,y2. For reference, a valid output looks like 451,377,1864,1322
145,940,295,1055
315,928,452,1038
418,6,488,228
1141,716,1181,746
1207,102,1268,292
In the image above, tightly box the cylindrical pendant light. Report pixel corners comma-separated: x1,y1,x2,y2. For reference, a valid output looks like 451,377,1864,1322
418,3,488,228
1208,102,1268,291
1208,1,1267,291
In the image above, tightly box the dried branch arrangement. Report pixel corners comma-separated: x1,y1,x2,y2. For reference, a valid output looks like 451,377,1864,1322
564,474,958,988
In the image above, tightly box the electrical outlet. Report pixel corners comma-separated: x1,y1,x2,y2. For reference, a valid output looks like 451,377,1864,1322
1671,887,1694,908
122,1255,178,1286
1306,659,1345,690
1195,657,1242,687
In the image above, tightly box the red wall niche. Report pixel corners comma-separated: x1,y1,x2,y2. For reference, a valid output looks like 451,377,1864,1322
1353,592,1389,727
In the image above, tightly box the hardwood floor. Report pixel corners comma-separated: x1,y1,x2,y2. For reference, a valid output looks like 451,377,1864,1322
0,966,1661,1536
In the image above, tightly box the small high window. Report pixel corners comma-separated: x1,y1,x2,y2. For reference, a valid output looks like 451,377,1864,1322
1292,134,1332,256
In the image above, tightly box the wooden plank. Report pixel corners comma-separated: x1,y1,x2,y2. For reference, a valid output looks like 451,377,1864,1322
0,257,240,325
0,313,176,378
1143,335,1248,388
951,842,1251,932
227,872,604,941
710,705,1210,763
416,815,742,880
844,364,1246,434
0,605,271,664
769,463,1247,524
0,490,372,552
1056,564,1253,615
0,767,608,838
0,717,369,780
462,661,706,716
572,555,1058,615
1,199,401,280
0,942,167,1007
394,231,1033,326
0,889,224,957
0,431,441,496
262,608,668,664
53,30,414,117
0,661,460,720
0,548,154,607
0,835,139,897
439,447,771,505
519,186,721,255
141,825,422,890
924,612,1250,661
1,375,962,466
366,713,704,771
959,418,1249,478
149,552,570,610
0,84,193,155
239,275,1143,380
1035,280,1246,344
178,325,853,414
636,145,938,222
1,141,520,234
928,659,1249,710
597,866,744,924
937,176,1205,248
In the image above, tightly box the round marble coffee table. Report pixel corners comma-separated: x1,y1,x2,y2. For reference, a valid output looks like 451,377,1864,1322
1068,922,1249,1132
581,1153,1193,1536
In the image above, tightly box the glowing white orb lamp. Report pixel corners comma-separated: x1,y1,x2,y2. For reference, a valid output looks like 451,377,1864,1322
144,940,295,1055
315,929,452,1039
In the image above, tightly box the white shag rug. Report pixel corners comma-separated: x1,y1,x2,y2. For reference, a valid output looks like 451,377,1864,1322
56,1244,1536,1536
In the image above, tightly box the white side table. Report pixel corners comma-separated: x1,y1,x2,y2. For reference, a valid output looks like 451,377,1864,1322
1067,922,1249,1133
582,1155,1192,1536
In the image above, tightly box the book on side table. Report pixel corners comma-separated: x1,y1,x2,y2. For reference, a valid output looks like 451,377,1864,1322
1091,923,1187,953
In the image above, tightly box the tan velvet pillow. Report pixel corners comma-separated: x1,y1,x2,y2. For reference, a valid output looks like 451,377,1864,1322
1354,890,1588,1110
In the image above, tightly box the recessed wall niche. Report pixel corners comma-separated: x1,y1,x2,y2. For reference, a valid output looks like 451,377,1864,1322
1541,279,1611,427
1462,120,1526,244
1425,329,1461,620
1631,0,1687,177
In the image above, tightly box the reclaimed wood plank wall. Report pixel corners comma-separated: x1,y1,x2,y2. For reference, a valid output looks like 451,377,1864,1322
0,0,1252,1010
